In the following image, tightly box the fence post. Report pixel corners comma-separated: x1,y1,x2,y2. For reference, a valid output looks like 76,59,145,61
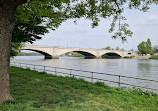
44,66,45,72
118,76,121,87
34,65,35,70
26,64,27,68
70,69,72,77
55,67,57,75
91,72,93,83
20,63,21,68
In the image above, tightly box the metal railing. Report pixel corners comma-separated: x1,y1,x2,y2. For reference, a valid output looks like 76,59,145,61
10,62,158,92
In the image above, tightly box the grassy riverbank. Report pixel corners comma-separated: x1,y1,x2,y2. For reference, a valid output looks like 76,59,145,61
149,55,158,60
71,53,84,57
0,67,158,111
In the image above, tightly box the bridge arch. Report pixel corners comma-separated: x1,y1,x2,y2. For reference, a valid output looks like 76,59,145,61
60,51,96,59
74,51,96,59
22,49,53,59
101,52,122,58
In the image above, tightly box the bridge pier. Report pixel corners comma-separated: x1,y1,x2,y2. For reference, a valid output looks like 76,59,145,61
45,56,60,59
96,56,102,59
45,56,53,59
84,56,102,59
85,56,96,59
52,56,59,59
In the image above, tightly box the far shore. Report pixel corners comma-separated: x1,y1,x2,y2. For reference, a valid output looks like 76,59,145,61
133,55,151,59
134,54,158,60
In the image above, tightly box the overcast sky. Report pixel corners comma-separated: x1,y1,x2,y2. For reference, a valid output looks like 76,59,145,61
28,4,158,51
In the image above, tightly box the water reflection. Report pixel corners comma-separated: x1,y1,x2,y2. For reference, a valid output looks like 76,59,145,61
138,63,151,72
137,60,152,77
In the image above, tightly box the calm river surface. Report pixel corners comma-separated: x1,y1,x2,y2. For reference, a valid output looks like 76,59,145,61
11,56,158,91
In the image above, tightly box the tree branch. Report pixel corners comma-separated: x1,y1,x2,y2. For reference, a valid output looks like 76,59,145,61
16,0,33,6
114,0,120,14
0,0,33,8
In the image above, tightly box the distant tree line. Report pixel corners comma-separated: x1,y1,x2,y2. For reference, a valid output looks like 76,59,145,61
137,38,158,54
103,38,158,55
103,46,131,51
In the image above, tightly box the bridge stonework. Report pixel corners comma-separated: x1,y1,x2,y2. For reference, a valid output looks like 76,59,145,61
22,46,137,59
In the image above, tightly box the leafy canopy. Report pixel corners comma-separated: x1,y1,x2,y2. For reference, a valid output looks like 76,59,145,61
10,0,158,44
10,42,23,56
137,38,152,54
9,0,158,56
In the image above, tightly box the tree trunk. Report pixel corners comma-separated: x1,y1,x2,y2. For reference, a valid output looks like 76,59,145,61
0,4,17,104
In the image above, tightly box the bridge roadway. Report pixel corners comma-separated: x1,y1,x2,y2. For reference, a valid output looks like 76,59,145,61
22,46,137,59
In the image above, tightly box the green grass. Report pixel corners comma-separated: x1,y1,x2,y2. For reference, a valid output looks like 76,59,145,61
149,55,158,60
71,53,84,57
0,67,158,111
124,56,135,59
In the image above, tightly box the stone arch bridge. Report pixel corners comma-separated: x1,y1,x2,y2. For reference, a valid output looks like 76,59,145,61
22,46,137,59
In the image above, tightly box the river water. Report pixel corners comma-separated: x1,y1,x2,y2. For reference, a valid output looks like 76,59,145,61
11,56,158,91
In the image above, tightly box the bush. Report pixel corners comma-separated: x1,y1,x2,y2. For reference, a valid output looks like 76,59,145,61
149,55,158,59
124,56,134,58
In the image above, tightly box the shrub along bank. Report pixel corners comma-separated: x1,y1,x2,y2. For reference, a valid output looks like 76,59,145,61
0,67,158,111
149,55,158,60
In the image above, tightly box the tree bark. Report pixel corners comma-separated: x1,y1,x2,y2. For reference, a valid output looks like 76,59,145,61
0,4,17,104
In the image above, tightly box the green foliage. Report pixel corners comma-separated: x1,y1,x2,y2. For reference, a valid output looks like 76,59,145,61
103,46,111,50
124,56,134,59
146,38,152,54
71,52,84,57
12,1,65,44
6,0,158,58
138,41,146,54
1,66,157,111
6,0,158,44
101,54,108,58
149,55,158,60
152,45,158,53
137,38,152,54
10,42,23,57
12,12,49,44
11,0,72,53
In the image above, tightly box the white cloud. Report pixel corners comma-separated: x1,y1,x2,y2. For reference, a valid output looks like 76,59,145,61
148,14,158,21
